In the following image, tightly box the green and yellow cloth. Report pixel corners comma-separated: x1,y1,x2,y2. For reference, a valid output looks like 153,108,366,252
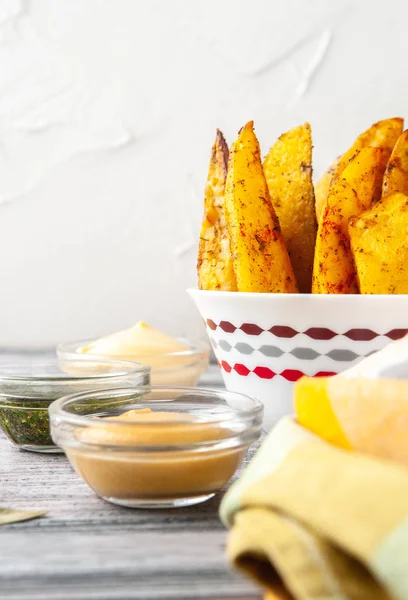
221,414,408,600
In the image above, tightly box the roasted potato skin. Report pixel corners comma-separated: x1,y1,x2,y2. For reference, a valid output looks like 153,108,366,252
197,130,237,291
263,123,317,293
350,192,408,294
225,122,298,293
382,129,408,197
315,117,403,222
312,147,386,294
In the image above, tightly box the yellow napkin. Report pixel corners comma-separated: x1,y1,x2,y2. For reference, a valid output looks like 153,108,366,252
220,417,408,600
295,377,408,464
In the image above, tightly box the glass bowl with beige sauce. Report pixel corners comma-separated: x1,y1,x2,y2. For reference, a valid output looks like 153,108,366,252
49,386,263,508
56,323,210,386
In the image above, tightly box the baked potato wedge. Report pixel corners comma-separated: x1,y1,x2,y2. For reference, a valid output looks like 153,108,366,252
314,156,341,224
225,122,298,293
315,117,403,222
197,130,237,291
312,147,387,293
349,192,408,293
263,123,317,293
382,129,408,197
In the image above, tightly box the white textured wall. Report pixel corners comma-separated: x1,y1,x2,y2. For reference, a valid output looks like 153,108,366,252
0,0,407,347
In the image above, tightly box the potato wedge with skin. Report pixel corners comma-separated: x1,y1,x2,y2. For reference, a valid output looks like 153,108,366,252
263,123,317,293
197,130,237,291
312,147,387,294
225,122,298,293
349,192,408,294
382,130,408,197
315,117,403,222
314,156,341,223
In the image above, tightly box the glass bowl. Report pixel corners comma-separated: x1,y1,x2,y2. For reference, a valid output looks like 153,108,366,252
56,338,210,386
0,358,150,453
49,386,263,508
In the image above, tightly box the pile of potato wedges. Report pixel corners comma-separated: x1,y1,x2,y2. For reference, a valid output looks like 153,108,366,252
197,117,408,294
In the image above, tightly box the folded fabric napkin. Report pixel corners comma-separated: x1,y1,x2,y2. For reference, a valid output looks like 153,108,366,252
295,376,408,465
0,507,47,526
220,417,408,600
292,334,408,466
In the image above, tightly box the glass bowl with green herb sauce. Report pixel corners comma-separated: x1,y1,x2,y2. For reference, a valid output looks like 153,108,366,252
0,358,150,453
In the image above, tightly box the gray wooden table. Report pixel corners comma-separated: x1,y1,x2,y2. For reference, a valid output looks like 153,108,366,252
0,360,262,600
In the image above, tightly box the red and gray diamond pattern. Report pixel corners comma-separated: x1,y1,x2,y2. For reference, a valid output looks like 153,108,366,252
206,319,408,382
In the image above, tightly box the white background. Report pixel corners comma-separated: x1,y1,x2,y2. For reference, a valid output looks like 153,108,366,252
0,0,407,347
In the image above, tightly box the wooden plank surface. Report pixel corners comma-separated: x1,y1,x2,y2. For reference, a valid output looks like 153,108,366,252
0,361,263,600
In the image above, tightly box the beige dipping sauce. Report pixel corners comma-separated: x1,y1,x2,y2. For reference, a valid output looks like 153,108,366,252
68,409,245,501
78,322,207,386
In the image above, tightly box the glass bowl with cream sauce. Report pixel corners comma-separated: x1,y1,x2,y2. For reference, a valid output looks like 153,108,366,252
57,322,210,386
49,386,263,508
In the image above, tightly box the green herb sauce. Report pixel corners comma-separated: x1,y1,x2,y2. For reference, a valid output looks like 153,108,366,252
0,391,146,449
0,399,54,448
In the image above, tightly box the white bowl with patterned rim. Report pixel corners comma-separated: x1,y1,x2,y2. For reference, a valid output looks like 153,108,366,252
188,290,408,429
